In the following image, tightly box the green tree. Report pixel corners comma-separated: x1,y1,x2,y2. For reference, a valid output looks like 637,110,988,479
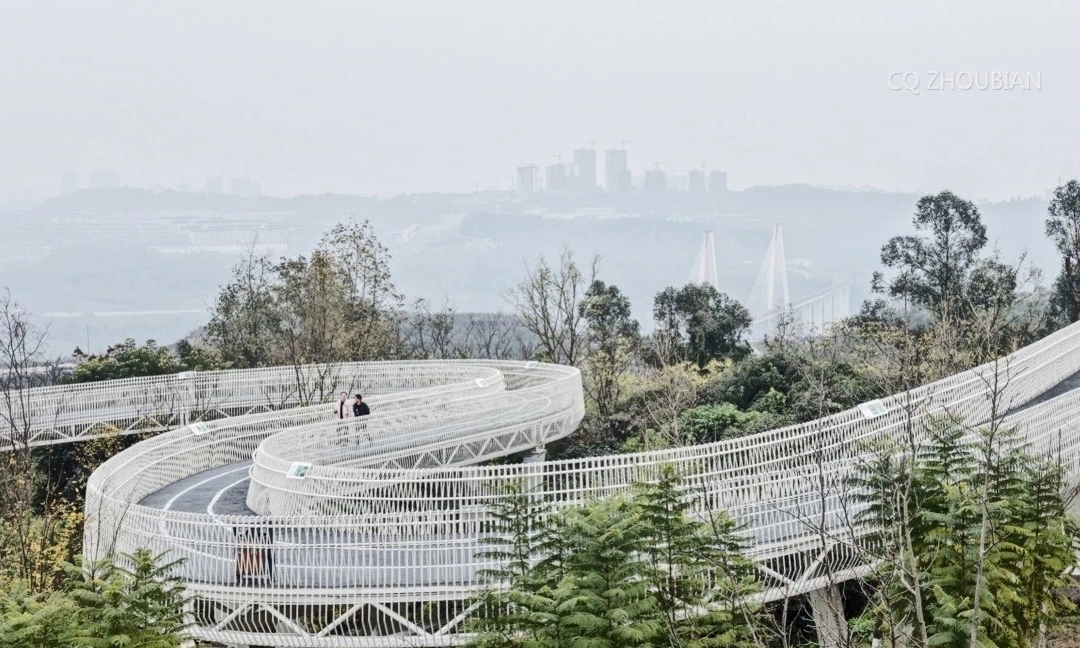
553,497,662,648
205,219,403,371
962,254,1043,362
1044,180,1080,324
652,284,751,368
874,190,987,321
71,339,229,383
678,402,786,444
0,551,188,648
174,339,230,372
472,480,563,648
71,339,180,383
273,250,354,367
629,361,720,449
634,467,766,648
317,219,404,360
702,353,799,411
205,249,280,368
579,280,640,418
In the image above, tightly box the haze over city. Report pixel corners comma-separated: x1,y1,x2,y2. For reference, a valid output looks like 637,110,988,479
3,0,1080,206
11,4,1080,648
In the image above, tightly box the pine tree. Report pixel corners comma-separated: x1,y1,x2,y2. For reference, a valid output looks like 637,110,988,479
1,551,189,648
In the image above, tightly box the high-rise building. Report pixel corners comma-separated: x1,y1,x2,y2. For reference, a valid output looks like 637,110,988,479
709,169,728,193
573,148,597,191
546,163,569,192
90,170,119,189
666,174,689,192
688,169,706,193
644,169,667,194
516,165,539,197
61,171,79,194
604,149,629,192
230,177,261,198
206,177,224,194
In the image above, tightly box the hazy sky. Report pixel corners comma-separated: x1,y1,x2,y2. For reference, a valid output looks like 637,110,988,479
2,0,1079,202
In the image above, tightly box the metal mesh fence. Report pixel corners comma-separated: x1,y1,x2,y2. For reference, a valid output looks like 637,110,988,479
5,325,1080,646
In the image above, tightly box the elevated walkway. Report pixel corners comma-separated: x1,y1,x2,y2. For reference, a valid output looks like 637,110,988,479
6,324,1080,647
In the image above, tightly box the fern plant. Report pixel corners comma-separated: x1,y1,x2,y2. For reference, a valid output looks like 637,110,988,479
854,416,1078,648
470,468,769,648
68,549,189,648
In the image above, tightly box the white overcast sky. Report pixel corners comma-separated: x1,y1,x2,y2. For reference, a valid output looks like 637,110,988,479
2,0,1079,201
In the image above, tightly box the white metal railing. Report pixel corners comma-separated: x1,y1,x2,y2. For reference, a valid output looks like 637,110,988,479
4,322,1080,647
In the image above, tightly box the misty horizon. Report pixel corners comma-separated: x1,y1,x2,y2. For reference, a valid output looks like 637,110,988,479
4,0,1080,357
3,1,1080,205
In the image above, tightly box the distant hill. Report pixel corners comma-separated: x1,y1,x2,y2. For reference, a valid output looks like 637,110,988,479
2,185,1057,356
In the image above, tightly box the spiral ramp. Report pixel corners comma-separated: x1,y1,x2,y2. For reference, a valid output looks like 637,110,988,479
3,323,1080,646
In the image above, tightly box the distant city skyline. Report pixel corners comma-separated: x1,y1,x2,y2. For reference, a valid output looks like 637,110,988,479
34,160,1068,203
516,144,733,195
54,170,261,198
4,1,1080,204
16,140,1077,204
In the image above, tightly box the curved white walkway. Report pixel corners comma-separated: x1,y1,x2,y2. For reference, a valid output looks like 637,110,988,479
6,325,1080,646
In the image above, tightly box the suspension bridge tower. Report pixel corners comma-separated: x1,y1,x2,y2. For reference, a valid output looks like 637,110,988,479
744,224,851,338
689,231,720,290
748,223,790,315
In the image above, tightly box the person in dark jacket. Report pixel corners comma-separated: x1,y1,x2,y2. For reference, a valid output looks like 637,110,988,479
352,393,370,417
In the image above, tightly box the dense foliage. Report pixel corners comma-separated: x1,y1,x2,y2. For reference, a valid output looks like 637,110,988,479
678,400,786,444
471,468,769,648
852,419,1078,648
0,550,187,648
71,338,227,382
652,283,752,367
6,181,1080,646
1045,180,1080,325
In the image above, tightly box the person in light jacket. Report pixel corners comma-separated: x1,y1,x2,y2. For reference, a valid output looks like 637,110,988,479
335,392,352,419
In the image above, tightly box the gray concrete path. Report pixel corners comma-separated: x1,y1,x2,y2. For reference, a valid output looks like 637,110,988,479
139,461,255,515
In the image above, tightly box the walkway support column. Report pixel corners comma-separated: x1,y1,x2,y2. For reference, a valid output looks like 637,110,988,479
523,446,547,463
523,446,546,493
808,585,848,648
